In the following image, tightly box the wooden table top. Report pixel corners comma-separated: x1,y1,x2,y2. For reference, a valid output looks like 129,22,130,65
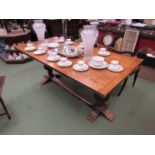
16,38,143,97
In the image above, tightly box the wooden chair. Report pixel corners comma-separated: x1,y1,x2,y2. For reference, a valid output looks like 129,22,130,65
0,76,11,119
109,29,140,96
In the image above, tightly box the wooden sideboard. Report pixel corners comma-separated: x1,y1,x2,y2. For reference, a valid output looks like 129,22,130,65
97,23,155,68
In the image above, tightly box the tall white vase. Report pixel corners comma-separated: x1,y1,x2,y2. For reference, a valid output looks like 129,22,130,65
33,22,46,41
80,26,98,62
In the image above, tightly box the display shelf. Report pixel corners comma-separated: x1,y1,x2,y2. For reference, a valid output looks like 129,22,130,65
0,53,32,64
0,28,32,64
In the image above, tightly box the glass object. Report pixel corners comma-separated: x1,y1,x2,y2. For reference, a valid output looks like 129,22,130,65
80,26,99,62
33,22,46,41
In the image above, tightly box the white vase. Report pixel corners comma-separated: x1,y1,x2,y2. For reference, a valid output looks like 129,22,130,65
80,26,98,62
33,23,46,41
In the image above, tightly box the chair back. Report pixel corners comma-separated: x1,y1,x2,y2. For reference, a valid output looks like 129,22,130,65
0,76,5,97
121,29,139,53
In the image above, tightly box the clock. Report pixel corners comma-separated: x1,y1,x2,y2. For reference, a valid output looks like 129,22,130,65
103,33,114,46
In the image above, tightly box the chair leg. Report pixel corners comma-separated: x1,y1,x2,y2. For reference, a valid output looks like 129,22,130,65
117,77,128,97
0,97,11,119
132,67,140,87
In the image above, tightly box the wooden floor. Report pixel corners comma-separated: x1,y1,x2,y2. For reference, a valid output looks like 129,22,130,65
139,65,155,82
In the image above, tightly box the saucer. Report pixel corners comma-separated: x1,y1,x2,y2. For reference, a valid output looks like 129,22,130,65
98,50,110,56
107,64,124,72
73,64,89,72
33,49,46,55
88,61,108,69
47,55,60,62
57,60,72,67
24,46,37,52
48,43,59,48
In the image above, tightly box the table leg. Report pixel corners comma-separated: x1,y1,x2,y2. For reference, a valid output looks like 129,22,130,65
40,74,53,85
40,65,54,85
87,94,115,122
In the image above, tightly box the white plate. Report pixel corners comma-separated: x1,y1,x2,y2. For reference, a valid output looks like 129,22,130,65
73,64,89,72
57,60,72,67
47,55,60,62
98,50,110,56
48,43,59,48
107,64,124,72
33,50,46,55
88,61,108,69
24,46,37,52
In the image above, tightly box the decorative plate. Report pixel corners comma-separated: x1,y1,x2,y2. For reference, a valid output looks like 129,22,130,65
103,33,114,46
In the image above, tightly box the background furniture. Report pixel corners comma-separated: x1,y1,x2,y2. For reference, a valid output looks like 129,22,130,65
0,20,32,64
109,29,140,55
109,29,140,96
0,76,11,119
0,32,32,64
97,23,155,68
43,19,84,40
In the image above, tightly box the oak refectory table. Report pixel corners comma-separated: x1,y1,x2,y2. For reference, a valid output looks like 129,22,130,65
16,38,143,122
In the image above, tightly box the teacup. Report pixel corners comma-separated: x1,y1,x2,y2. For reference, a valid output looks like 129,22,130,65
77,60,85,68
26,43,34,50
78,42,84,49
48,42,59,48
49,51,57,58
54,48,59,53
59,36,65,41
66,39,72,44
66,38,71,42
60,36,64,39
110,60,119,69
40,42,48,48
92,56,104,66
111,60,119,65
27,43,33,47
99,48,108,54
38,46,45,50
100,48,106,51
52,36,59,42
59,57,67,65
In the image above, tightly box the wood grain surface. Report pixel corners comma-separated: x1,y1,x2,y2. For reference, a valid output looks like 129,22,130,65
16,38,143,97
